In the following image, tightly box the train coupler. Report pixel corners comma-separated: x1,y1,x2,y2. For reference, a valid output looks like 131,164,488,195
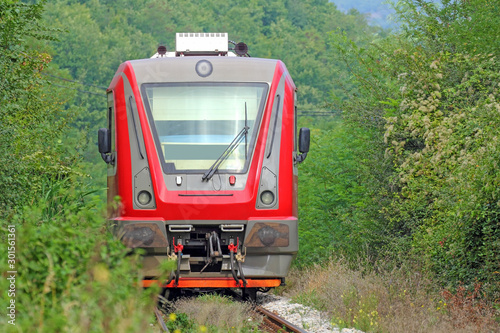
200,231,223,273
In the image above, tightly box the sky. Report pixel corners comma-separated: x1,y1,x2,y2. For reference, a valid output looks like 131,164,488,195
330,0,396,28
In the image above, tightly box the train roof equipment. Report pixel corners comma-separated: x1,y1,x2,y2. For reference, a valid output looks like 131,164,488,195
151,32,249,58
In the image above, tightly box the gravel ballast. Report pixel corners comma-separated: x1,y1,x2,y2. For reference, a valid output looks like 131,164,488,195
259,294,364,333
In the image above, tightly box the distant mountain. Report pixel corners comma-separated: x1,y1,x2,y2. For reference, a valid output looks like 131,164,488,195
330,0,396,28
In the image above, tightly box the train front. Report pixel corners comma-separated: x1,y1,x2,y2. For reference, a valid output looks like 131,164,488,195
98,33,310,296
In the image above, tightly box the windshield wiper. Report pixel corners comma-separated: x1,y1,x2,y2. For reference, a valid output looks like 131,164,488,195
202,103,249,182
201,125,249,181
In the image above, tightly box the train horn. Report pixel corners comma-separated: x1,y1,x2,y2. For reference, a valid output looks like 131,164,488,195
234,42,248,56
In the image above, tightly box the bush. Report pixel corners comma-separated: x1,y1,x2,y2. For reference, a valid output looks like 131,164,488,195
0,180,157,332
385,52,500,293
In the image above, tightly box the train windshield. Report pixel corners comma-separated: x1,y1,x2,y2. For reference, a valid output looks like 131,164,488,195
142,83,268,173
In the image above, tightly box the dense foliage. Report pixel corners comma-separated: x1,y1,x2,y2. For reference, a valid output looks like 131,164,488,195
297,119,388,265
0,0,76,217
42,0,378,108
0,196,157,332
0,2,158,331
326,0,500,297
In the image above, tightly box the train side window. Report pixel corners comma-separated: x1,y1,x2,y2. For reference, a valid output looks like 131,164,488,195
294,92,298,152
107,92,114,151
107,92,116,168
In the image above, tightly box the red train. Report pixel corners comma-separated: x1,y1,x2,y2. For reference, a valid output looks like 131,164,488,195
98,33,309,299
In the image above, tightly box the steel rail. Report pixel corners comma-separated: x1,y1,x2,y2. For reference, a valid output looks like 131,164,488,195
255,305,308,333
154,306,170,332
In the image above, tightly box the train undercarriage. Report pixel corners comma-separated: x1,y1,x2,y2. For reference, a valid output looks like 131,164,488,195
117,219,294,298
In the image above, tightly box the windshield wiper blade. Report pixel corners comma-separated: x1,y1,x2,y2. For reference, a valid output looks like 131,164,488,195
202,125,249,182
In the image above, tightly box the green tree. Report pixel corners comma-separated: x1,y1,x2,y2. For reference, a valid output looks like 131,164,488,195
297,119,387,265
0,0,78,218
332,0,500,297
394,0,500,55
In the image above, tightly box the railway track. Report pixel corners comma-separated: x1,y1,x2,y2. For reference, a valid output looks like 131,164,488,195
254,305,308,333
154,295,309,333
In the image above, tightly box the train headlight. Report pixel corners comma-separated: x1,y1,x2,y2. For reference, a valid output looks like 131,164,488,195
257,226,279,246
118,222,168,248
260,190,275,205
244,222,290,247
137,190,152,206
123,227,155,246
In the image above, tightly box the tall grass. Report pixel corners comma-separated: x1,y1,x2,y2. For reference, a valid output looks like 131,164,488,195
171,294,259,332
284,260,499,333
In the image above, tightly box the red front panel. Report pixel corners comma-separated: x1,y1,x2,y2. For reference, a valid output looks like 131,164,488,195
109,60,297,222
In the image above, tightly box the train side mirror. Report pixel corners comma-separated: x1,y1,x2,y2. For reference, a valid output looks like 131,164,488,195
98,128,113,164
299,127,310,153
296,127,310,163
